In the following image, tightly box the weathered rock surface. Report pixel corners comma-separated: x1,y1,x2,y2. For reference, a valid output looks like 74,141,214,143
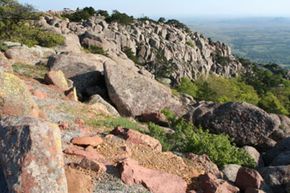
66,167,93,193
111,127,162,151
259,165,290,193
0,116,67,193
222,164,242,183
5,44,55,65
104,61,185,117
187,153,221,177
48,52,107,94
119,158,187,193
136,112,169,127
243,146,264,167
0,72,39,117
185,102,280,147
71,135,103,147
264,137,290,166
88,94,120,116
235,167,264,191
45,70,70,91
199,173,239,193
0,52,12,72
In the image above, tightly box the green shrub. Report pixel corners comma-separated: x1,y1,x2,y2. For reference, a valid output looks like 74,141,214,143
213,53,231,66
258,92,289,115
62,7,96,22
84,45,108,56
137,16,156,23
176,76,259,105
0,41,8,51
0,1,64,47
11,24,65,47
148,111,256,168
165,19,190,33
176,77,198,98
122,47,139,64
106,10,134,25
12,63,48,79
186,41,195,48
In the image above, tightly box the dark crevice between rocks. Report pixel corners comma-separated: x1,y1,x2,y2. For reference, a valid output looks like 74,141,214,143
0,165,9,193
73,73,118,110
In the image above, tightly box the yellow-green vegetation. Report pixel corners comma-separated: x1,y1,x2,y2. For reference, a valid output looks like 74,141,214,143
12,63,48,79
88,117,147,133
84,45,108,56
240,59,290,115
0,0,64,47
122,47,139,64
148,109,256,168
177,76,259,104
186,40,195,48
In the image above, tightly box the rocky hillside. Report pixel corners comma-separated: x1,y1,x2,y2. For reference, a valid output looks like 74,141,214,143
0,6,290,193
37,12,243,85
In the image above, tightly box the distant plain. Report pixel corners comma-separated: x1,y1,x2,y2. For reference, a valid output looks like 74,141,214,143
183,17,290,68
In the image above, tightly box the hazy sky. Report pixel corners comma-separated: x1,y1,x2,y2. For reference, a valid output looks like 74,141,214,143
19,0,290,18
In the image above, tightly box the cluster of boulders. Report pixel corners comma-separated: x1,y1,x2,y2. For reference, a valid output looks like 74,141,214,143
0,11,289,193
36,14,243,85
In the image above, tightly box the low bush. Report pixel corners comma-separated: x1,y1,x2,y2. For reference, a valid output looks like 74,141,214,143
106,10,134,25
186,41,195,48
12,63,48,79
176,76,260,105
122,47,139,64
258,92,289,115
0,0,64,47
9,24,65,47
62,7,96,22
84,45,108,56
148,110,256,168
165,19,190,33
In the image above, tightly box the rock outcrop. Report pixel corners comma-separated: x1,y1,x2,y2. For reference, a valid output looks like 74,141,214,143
39,15,243,85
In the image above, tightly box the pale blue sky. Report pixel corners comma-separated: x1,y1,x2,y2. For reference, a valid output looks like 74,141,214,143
19,0,290,18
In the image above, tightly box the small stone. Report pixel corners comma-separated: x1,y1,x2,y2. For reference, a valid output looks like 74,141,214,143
71,135,103,147
79,158,106,173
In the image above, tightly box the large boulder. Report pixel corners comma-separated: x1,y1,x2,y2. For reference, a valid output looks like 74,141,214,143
48,52,108,94
235,167,264,191
0,72,39,117
104,61,184,117
264,137,290,166
198,173,239,193
0,116,67,193
185,102,280,147
259,166,290,193
222,164,242,183
119,158,187,193
5,44,55,65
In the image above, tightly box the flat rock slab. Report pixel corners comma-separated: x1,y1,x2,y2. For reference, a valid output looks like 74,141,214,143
119,158,187,193
104,62,184,117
